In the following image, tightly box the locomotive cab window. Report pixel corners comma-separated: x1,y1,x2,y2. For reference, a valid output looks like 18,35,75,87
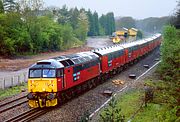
29,69,56,78
42,69,56,78
29,69,41,78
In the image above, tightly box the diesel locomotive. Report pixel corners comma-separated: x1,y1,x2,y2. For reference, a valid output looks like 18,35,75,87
27,34,162,108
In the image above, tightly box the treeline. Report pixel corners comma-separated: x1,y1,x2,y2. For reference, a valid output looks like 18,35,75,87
171,0,180,28
0,0,115,56
136,17,171,33
87,10,115,36
115,16,170,34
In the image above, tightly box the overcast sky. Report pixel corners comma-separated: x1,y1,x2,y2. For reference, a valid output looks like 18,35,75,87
44,0,178,19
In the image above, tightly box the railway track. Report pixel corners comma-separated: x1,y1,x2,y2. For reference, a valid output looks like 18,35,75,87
0,95,28,113
4,108,51,122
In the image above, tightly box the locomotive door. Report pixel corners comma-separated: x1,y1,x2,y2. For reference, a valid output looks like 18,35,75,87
57,68,65,90
64,67,73,89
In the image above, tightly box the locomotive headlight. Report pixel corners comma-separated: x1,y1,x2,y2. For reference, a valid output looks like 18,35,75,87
47,93,55,100
30,80,34,84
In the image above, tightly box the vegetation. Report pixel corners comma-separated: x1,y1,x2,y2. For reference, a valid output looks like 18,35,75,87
100,98,125,122
0,82,27,100
0,0,115,57
115,16,170,34
115,17,136,30
171,0,180,28
136,17,170,33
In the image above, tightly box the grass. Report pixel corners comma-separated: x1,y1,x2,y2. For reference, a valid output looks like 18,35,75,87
132,103,176,122
116,89,144,121
99,89,144,122
0,83,27,100
99,83,179,122
117,90,144,119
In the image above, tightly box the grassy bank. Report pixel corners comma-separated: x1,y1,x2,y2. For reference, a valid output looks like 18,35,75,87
0,83,27,100
100,80,179,122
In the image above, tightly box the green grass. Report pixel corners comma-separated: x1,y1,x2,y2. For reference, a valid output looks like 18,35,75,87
0,83,27,100
116,90,144,121
132,103,178,122
99,86,179,122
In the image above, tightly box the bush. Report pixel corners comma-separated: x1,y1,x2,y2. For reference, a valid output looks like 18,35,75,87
159,26,180,81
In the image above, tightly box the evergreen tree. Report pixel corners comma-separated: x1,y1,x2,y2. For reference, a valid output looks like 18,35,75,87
0,0,4,13
173,0,180,28
93,11,99,36
3,0,17,12
99,12,115,35
69,7,79,29
99,14,107,34
87,9,95,36
58,5,70,25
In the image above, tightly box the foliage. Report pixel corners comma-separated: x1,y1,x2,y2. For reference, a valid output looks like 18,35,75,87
87,11,115,36
115,17,136,30
99,12,115,35
155,25,180,121
0,0,4,13
0,82,27,100
0,1,114,56
135,79,180,122
100,97,125,122
172,0,180,28
100,87,179,122
136,30,143,39
136,16,170,33
159,26,180,81
3,0,17,12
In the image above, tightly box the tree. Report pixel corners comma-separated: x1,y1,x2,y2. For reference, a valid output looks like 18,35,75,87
99,14,107,34
100,98,125,122
93,11,99,36
3,0,17,12
136,30,143,39
57,5,70,25
69,7,79,29
99,12,115,35
160,26,180,81
116,17,136,30
0,0,4,13
172,0,180,28
136,17,170,33
74,10,89,41
87,9,95,36
106,12,115,35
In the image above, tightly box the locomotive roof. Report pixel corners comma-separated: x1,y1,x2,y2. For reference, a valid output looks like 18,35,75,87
30,59,64,69
53,51,99,65
30,52,99,69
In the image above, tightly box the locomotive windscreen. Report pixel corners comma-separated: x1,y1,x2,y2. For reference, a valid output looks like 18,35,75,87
29,69,56,78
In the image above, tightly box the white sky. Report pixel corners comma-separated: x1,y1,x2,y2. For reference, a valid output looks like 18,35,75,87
44,0,178,19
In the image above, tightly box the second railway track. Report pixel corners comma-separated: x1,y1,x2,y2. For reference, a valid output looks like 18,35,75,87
4,108,51,122
0,95,28,113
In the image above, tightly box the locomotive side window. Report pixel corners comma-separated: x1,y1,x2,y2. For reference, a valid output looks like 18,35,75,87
73,65,82,73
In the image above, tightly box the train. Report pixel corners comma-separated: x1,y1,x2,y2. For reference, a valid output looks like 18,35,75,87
27,34,162,108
